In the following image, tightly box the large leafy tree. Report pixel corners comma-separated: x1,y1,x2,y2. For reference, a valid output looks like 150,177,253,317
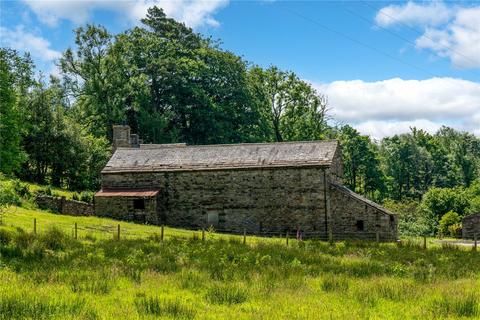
339,125,384,198
112,7,268,144
248,66,330,142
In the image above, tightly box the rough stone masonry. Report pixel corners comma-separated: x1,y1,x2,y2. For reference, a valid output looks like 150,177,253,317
95,125,397,241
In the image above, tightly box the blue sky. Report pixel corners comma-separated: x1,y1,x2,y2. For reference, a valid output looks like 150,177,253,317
1,0,479,138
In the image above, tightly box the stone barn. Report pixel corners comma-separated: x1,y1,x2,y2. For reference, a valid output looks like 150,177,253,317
95,126,397,241
462,213,480,239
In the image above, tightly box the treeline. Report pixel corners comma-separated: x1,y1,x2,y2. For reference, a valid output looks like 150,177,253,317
1,7,479,235
1,7,331,190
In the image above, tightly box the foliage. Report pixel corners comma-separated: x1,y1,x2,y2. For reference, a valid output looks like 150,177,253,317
0,183,20,224
438,211,461,237
0,207,479,319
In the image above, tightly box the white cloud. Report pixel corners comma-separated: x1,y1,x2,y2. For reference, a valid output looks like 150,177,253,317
22,0,229,28
313,77,480,139
375,1,452,27
376,2,480,69
415,7,480,69
0,25,61,62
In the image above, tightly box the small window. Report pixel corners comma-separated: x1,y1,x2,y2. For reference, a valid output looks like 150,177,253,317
356,220,364,231
133,199,145,210
207,212,219,226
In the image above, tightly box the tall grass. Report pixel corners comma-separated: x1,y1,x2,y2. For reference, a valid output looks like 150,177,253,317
1,209,479,319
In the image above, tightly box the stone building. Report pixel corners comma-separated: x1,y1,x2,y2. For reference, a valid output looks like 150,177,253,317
95,126,397,240
462,213,480,239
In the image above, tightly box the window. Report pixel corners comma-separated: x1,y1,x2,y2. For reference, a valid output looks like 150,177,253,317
356,220,364,231
133,199,145,210
207,212,219,226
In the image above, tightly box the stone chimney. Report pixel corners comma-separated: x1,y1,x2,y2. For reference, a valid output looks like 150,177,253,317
112,125,131,150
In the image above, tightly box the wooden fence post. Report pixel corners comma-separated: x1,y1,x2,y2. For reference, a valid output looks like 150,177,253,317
160,225,164,241
286,231,289,246
243,228,246,245
474,234,477,252
74,222,78,240
33,218,37,235
423,236,427,250
328,229,333,245
376,231,380,243
117,224,120,240
202,228,205,241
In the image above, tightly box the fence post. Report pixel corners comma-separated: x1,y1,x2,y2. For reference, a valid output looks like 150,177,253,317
74,222,78,240
376,231,380,243
474,234,477,252
328,229,333,245
202,228,205,241
160,225,164,241
33,218,37,235
423,236,427,250
286,231,289,246
243,228,246,245
117,224,120,240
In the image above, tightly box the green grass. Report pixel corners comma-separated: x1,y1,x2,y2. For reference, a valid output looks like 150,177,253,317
0,207,479,319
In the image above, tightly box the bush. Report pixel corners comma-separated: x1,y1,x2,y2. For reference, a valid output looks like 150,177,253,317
0,184,21,224
439,211,461,237
206,283,248,305
12,180,31,199
134,296,195,319
448,223,462,238
79,191,94,203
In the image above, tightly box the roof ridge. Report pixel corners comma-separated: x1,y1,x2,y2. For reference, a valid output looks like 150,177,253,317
118,139,338,151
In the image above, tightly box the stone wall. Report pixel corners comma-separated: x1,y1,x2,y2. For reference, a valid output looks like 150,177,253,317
462,213,480,239
94,196,157,223
35,195,94,216
330,184,397,241
97,165,398,240
98,166,331,236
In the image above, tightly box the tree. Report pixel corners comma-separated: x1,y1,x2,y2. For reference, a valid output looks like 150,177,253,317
339,125,384,198
0,49,26,174
60,24,125,140
248,66,330,142
111,7,268,144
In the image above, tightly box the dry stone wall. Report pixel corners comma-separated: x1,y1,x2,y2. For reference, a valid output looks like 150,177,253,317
462,213,480,239
35,195,94,216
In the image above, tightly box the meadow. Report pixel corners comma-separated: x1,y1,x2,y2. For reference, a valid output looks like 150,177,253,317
0,205,479,320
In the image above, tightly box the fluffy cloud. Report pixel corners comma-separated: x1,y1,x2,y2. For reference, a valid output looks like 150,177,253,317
22,0,229,28
415,7,480,69
0,26,61,62
313,78,480,139
375,2,480,69
375,1,452,27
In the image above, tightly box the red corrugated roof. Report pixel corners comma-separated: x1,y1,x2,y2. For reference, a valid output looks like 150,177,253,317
95,189,159,197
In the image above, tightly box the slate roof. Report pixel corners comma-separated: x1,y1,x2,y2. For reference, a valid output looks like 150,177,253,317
102,140,339,173
330,182,396,216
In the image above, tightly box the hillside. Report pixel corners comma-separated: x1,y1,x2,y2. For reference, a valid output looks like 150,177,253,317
1,205,479,319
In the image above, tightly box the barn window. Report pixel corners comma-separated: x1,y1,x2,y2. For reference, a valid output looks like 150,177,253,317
356,220,364,231
207,212,219,226
133,199,145,210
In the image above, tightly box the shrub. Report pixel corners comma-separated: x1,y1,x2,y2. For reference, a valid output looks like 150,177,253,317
134,296,195,319
0,185,20,224
448,223,462,238
79,191,94,203
439,211,461,237
206,283,248,305
430,292,478,318
39,226,70,251
12,180,31,199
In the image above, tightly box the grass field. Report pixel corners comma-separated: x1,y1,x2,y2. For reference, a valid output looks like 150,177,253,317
0,207,479,319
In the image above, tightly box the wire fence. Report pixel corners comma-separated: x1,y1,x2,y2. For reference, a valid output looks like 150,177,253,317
24,217,479,251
